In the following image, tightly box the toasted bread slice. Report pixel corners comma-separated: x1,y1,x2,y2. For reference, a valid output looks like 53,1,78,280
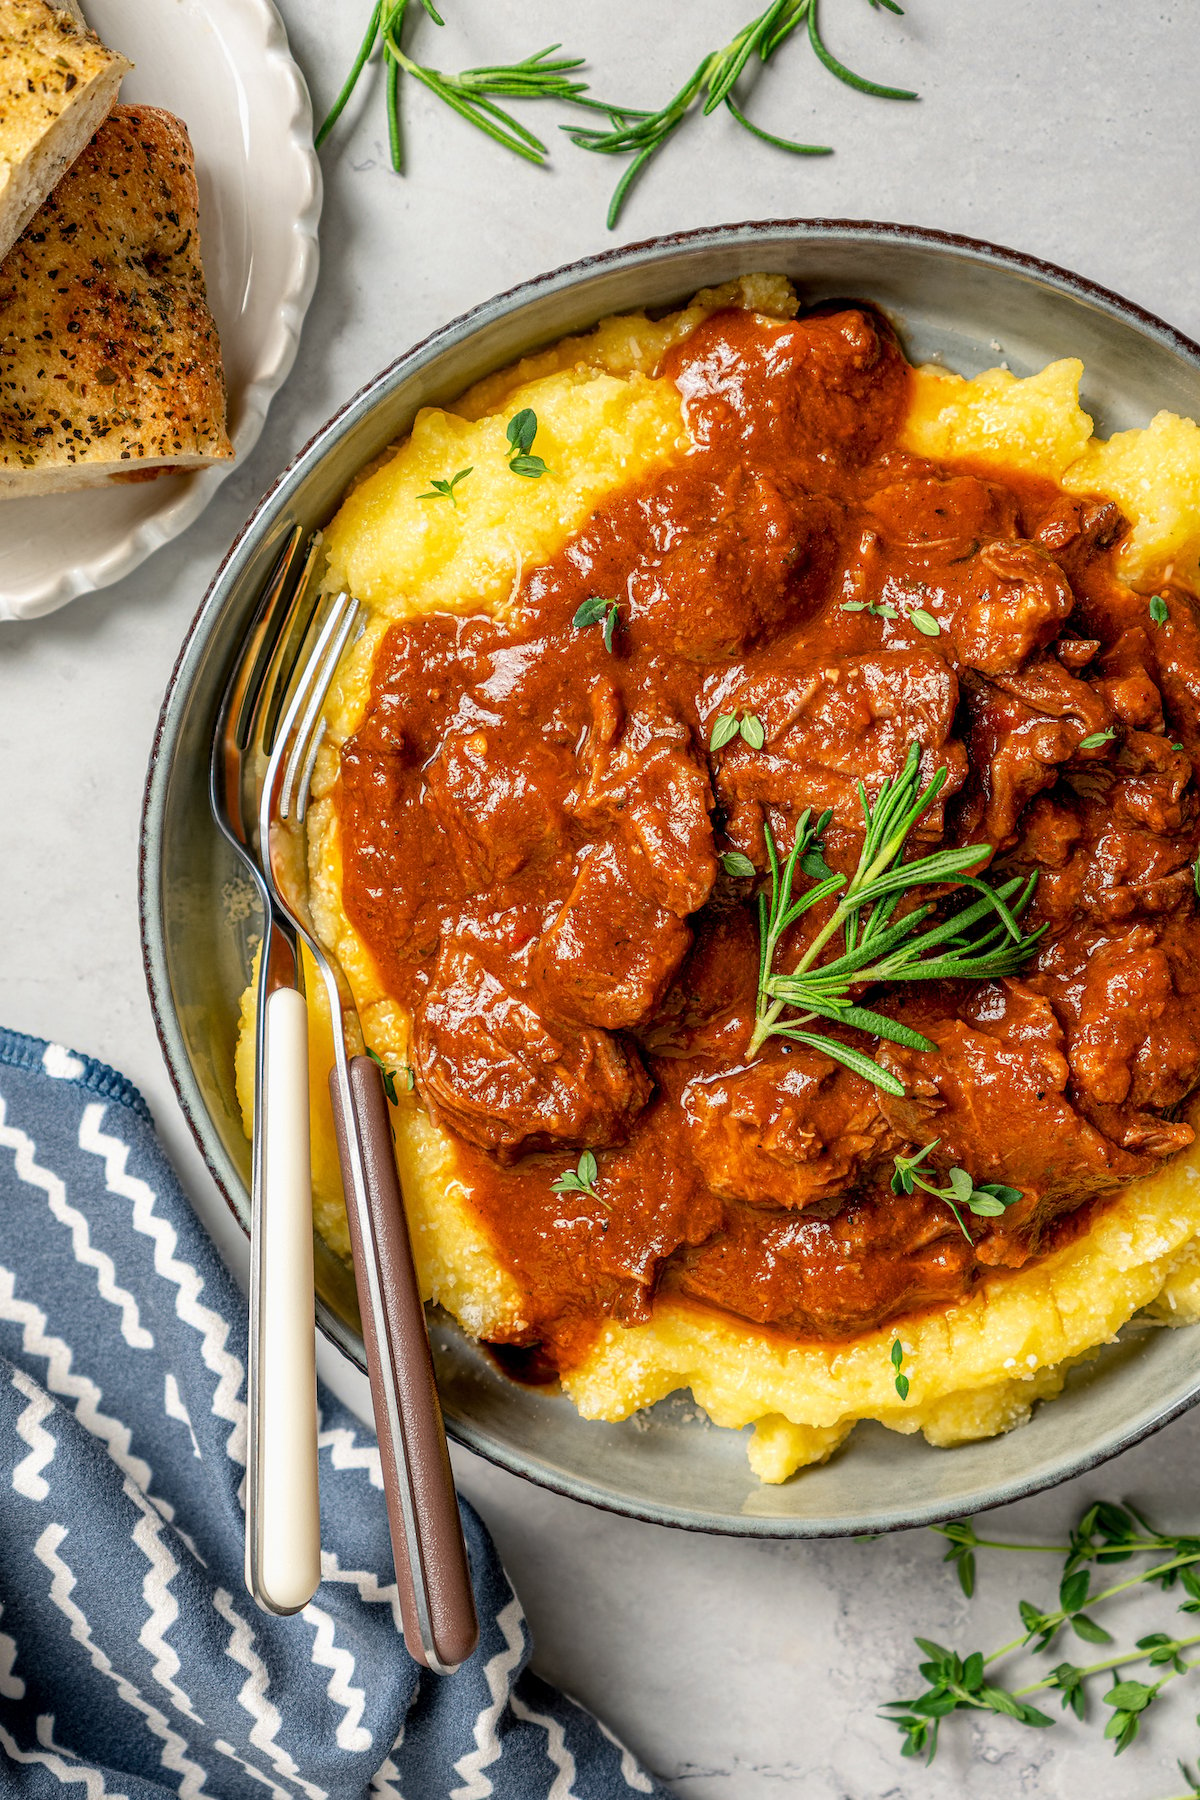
0,0,129,264
0,103,233,495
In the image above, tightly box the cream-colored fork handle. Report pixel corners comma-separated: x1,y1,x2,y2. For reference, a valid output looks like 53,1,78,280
250,986,321,1613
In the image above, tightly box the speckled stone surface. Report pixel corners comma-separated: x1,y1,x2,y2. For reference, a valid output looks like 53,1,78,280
3,2,1200,1792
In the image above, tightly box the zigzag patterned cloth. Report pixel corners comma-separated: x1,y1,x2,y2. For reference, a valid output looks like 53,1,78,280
0,1028,669,1799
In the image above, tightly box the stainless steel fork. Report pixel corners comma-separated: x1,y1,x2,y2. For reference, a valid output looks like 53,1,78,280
210,526,323,1617
259,590,480,1674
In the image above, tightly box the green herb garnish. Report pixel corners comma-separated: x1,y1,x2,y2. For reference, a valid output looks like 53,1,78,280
889,1138,1023,1243
1150,594,1170,625
366,1046,415,1104
883,1500,1200,1769
909,607,941,637
566,0,916,227
551,1149,609,1206
1079,728,1117,750
504,407,548,478
318,3,605,171
321,0,919,230
417,465,472,506
747,742,1046,1085
889,1337,910,1401
841,597,898,618
710,711,765,751
572,595,620,652
721,851,757,879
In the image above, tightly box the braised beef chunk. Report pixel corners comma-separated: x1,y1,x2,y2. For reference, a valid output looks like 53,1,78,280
878,981,1155,1249
714,649,964,859
423,720,569,889
865,472,1022,557
336,301,1200,1363
955,658,1113,846
569,685,716,917
624,469,841,658
677,1045,894,1211
415,937,652,1162
531,840,692,1031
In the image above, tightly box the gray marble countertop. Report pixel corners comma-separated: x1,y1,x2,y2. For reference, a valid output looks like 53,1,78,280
4,1,1200,1792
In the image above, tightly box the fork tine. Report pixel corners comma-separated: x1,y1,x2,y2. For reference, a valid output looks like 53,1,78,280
278,595,361,824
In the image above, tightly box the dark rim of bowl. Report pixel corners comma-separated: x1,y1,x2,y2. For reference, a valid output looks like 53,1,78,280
139,215,1200,1536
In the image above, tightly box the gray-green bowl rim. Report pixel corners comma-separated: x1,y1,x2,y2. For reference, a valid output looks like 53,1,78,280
139,216,1200,1538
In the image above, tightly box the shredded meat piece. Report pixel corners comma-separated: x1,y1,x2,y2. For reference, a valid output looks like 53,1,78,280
714,649,965,858
569,685,716,915
415,936,652,1162
676,1045,895,1210
940,540,1076,676
878,979,1154,1264
531,841,692,1031
956,658,1113,846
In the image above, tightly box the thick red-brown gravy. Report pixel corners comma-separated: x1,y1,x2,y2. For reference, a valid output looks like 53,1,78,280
337,305,1200,1371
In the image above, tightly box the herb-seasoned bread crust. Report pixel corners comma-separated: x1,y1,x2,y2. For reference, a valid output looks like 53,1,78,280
0,102,233,494
0,0,129,264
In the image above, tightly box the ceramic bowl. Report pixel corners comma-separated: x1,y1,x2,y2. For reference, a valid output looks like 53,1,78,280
140,219,1200,1536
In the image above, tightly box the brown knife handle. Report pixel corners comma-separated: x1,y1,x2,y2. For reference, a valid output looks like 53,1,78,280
328,1053,478,1671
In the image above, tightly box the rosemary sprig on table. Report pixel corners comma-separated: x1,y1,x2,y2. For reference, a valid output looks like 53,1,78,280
566,0,917,227
320,0,917,227
318,0,608,170
745,742,1046,1089
882,1501,1200,1779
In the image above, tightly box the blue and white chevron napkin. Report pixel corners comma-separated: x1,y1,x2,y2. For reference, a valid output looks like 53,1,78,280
0,1027,668,1799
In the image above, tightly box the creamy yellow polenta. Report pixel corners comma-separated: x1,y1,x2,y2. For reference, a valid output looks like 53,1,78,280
237,277,1200,1483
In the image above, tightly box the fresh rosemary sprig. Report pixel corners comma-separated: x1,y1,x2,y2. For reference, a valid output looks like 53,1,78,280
746,742,1046,1089
321,1,917,227
318,0,607,170
565,0,915,227
882,1501,1200,1773
890,1139,1023,1243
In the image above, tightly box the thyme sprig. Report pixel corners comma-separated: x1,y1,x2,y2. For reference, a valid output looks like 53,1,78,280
320,1,918,227
746,742,1046,1088
550,1150,610,1208
883,1502,1200,1772
417,465,472,505
890,1139,1023,1243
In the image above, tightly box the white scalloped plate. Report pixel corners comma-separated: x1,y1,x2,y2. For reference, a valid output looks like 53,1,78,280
0,0,321,622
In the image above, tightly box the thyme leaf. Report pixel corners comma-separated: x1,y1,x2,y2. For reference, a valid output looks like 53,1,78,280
417,465,472,505
366,1045,415,1104
505,408,547,477
572,595,620,652
889,1335,910,1401
882,1500,1200,1769
1150,594,1170,625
